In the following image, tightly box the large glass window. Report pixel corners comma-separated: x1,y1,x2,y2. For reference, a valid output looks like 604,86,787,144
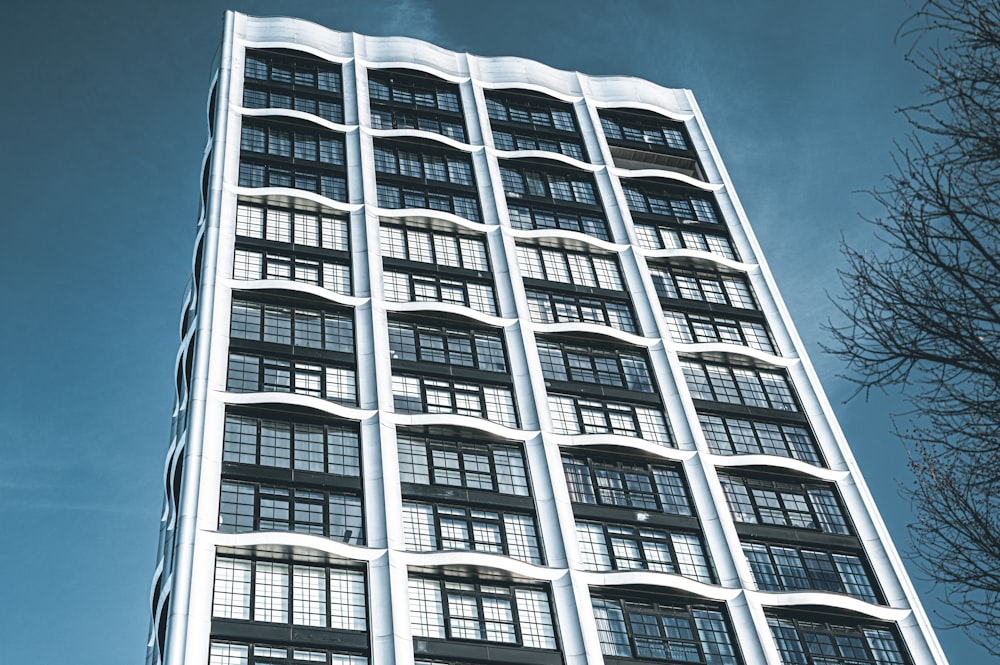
526,290,636,333
633,224,736,260
383,270,496,315
768,616,909,665
599,110,691,152
243,85,344,124
389,321,506,372
368,69,466,142
699,413,823,465
374,143,474,186
392,375,517,427
219,480,363,545
227,353,356,405
517,244,623,290
222,413,360,476
380,224,489,271
507,202,610,241
232,300,353,353
648,265,756,310
409,577,558,649
537,340,653,391
485,91,580,134
209,642,366,665
548,394,669,444
398,434,530,496
376,183,481,222
236,202,349,251
742,541,879,603
241,122,345,166
662,310,773,354
591,596,740,664
718,474,850,535
239,162,348,201
403,502,542,564
234,248,351,294
576,521,713,583
681,361,798,412
561,455,692,515
500,163,599,207
621,184,716,223
212,556,366,630
245,49,343,94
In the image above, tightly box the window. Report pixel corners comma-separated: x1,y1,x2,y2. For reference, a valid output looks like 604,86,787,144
243,85,345,124
388,322,507,372
743,542,879,603
633,224,736,260
376,183,481,222
681,361,798,411
591,596,740,664
403,502,542,564
525,290,636,333
492,130,586,160
236,202,349,251
392,375,517,427
380,224,489,271
209,642,367,665
768,616,909,665
576,521,713,583
374,143,475,186
485,91,579,135
648,265,756,310
398,434,530,496
232,300,354,353
222,413,360,476
599,110,691,152
537,341,653,391
699,413,823,465
507,203,610,241
548,394,670,444
662,311,773,354
621,185,716,223
245,49,343,93
500,164,599,206
409,577,557,649
517,245,623,290
368,70,464,140
219,480,363,545
561,455,692,515
227,353,356,405
234,248,351,295
212,556,365,630
241,122,346,166
383,270,496,315
718,474,850,535
238,162,348,202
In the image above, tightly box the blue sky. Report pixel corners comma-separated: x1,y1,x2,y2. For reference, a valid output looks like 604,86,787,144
0,1,982,662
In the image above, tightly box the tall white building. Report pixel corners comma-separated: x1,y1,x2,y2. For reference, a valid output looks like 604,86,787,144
148,11,950,665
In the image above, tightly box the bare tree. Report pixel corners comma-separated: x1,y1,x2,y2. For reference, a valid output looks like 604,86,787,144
827,0,1000,653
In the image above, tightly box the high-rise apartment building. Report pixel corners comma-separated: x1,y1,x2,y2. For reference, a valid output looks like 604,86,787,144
147,11,949,665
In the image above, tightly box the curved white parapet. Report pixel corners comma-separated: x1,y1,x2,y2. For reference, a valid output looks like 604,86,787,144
400,549,563,582
387,411,536,440
240,106,356,134
209,530,384,563
376,206,496,234
577,569,741,603
637,247,757,273
490,148,601,172
504,227,628,253
668,342,796,368
708,453,847,482
527,320,652,347
549,432,693,461
221,278,369,309
231,184,361,214
365,125,476,152
381,299,514,328
223,391,377,422
746,589,912,623
613,166,721,192
472,57,584,99
589,97,694,123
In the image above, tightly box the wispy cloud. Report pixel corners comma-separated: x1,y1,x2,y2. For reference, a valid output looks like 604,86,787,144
380,0,442,43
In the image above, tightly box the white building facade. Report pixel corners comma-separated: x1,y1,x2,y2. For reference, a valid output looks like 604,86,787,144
147,11,950,665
